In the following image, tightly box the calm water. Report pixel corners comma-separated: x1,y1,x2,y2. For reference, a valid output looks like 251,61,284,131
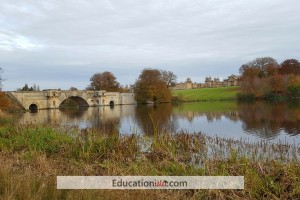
13,101,300,145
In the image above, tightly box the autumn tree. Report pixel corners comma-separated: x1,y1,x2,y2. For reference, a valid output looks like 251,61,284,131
287,74,300,97
88,71,120,92
279,59,300,75
239,64,260,78
240,57,279,78
133,68,172,103
161,70,177,87
239,57,300,99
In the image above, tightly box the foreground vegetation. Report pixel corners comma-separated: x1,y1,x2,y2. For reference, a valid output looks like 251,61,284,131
0,117,299,200
172,87,240,102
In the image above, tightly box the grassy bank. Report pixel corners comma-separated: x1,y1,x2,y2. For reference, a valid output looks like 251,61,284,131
0,119,299,199
172,86,240,102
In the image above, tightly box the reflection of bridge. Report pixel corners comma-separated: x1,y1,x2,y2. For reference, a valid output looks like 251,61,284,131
7,90,136,110
16,106,136,126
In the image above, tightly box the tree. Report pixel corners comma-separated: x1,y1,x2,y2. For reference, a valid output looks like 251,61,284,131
22,84,29,91
287,74,300,97
161,70,177,87
239,57,300,99
32,84,40,91
89,71,120,92
239,64,260,78
240,57,279,78
70,87,78,91
279,59,300,75
133,68,172,103
18,83,40,91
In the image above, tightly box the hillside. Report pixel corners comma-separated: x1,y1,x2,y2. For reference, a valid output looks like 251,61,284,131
172,86,240,102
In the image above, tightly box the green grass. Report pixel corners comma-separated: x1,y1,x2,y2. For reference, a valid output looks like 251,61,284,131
172,86,240,102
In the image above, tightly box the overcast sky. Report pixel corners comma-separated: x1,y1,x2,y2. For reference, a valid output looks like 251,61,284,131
1,0,299,91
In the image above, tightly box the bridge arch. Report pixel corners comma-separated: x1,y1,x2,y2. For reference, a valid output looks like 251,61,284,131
59,96,89,108
29,103,39,112
109,100,114,107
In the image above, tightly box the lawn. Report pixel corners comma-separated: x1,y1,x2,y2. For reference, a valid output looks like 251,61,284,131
172,86,240,102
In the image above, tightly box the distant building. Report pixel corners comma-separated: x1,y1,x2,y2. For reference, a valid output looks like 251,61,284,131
171,75,240,90
171,78,198,90
204,76,223,88
223,75,240,86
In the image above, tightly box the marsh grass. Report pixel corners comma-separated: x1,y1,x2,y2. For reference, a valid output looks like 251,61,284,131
0,119,299,199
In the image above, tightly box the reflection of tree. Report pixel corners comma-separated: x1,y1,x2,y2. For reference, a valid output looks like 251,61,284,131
174,110,240,123
90,107,120,134
206,112,222,122
225,111,240,122
238,101,300,138
134,104,177,135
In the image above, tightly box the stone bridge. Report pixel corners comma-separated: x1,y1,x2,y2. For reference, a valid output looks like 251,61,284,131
7,90,136,110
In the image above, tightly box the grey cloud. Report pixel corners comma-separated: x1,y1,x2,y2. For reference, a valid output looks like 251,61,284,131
0,0,300,90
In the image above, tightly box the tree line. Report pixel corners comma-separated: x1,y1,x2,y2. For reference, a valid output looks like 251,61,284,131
17,83,40,91
239,57,300,99
90,57,299,103
87,69,177,103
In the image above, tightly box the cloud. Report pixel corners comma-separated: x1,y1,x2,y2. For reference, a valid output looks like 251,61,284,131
0,0,300,90
0,32,42,51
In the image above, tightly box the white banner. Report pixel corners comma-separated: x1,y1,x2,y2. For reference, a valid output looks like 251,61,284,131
57,176,244,190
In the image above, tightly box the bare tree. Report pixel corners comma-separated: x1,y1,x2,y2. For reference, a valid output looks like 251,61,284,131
240,57,279,78
161,70,177,87
279,59,300,75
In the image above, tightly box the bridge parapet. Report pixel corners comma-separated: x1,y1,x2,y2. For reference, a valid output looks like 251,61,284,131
44,90,61,98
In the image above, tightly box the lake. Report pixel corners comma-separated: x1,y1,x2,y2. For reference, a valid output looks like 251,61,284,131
13,101,300,145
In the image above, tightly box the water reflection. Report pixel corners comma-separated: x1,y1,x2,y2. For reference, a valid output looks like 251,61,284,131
237,101,300,138
134,104,178,135
13,101,300,143
59,107,121,133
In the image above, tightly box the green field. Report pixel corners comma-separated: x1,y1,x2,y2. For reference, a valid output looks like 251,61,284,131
172,86,240,102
